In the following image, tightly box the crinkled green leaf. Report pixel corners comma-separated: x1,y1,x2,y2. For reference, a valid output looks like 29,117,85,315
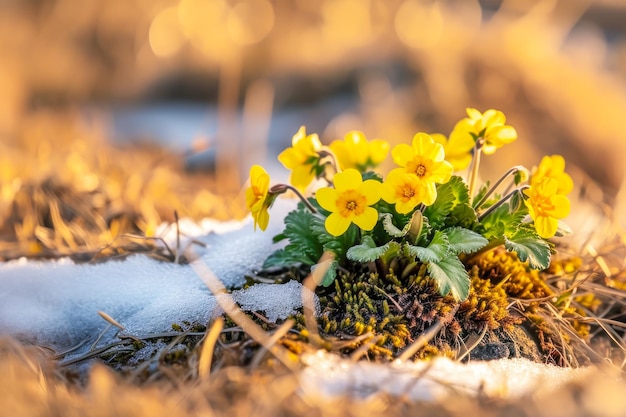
443,227,488,255
472,181,490,209
311,216,359,261
504,228,551,270
405,244,440,263
445,203,478,229
381,213,410,238
263,207,324,268
423,176,469,228
480,202,526,240
346,235,389,262
263,248,313,268
427,257,470,301
379,241,402,265
405,230,449,263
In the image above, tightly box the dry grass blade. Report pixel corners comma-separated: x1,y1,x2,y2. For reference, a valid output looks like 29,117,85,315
98,311,126,331
397,319,443,363
302,251,335,348
456,324,488,362
191,259,298,372
249,319,296,369
198,317,224,379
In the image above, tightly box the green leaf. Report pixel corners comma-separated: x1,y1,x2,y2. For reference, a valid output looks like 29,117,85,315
405,244,439,263
263,248,313,269
443,227,488,255
361,171,383,182
381,213,410,237
423,176,469,228
445,203,478,229
405,230,449,263
480,202,526,240
346,236,390,262
504,228,551,270
427,257,470,301
264,207,324,268
472,181,490,209
272,233,287,243
311,216,359,261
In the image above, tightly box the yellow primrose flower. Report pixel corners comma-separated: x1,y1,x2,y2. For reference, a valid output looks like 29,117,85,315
455,108,518,155
381,170,428,214
316,169,382,236
245,165,272,231
278,126,322,191
390,132,453,205
431,131,474,171
524,178,571,239
329,131,389,171
530,155,573,195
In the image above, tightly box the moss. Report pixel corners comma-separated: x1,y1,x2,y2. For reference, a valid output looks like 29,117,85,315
467,247,552,300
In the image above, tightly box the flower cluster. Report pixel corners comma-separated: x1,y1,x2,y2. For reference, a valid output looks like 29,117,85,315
245,109,572,300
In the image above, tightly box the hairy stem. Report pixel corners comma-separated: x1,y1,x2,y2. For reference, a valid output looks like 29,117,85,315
467,138,485,198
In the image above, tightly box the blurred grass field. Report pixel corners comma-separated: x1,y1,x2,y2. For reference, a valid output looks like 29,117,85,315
2,0,626,415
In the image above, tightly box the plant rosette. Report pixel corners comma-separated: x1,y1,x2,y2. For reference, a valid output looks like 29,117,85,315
246,111,573,305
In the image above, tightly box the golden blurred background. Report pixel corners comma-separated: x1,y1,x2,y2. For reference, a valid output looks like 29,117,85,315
1,0,626,259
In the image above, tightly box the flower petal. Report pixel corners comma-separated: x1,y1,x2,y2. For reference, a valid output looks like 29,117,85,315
422,181,437,206
352,207,378,231
360,179,382,205
391,144,414,167
369,139,390,164
290,166,315,190
428,161,453,184
278,147,302,169
325,212,352,236
466,108,482,120
250,165,269,192
548,194,571,219
255,207,270,231
490,125,517,144
333,168,363,191
535,215,558,239
316,187,339,212
329,140,351,170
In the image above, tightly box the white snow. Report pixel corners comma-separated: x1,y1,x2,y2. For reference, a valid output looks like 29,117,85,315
300,351,592,400
0,200,298,349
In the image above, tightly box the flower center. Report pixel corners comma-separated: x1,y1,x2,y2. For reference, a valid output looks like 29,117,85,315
337,189,366,218
401,186,415,199
534,197,555,215
407,160,428,177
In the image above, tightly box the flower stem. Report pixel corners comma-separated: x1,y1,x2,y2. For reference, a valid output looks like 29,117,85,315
473,165,526,210
477,185,529,221
468,138,485,198
270,184,317,213
317,148,340,186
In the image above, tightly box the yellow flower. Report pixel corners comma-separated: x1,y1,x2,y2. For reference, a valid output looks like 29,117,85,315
524,178,571,239
329,131,389,171
390,132,453,205
431,131,474,171
316,169,382,236
381,170,427,213
245,165,272,231
277,126,322,191
454,108,517,155
530,155,573,195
